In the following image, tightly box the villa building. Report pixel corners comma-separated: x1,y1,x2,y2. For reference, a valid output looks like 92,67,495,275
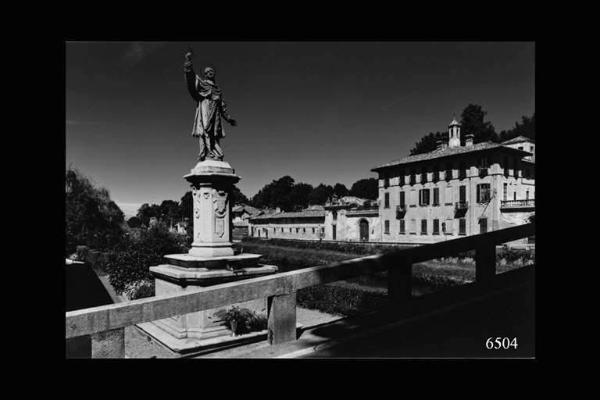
371,118,535,244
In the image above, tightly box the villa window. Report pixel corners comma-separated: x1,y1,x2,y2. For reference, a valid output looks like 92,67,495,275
477,183,491,203
384,192,390,208
433,188,439,206
421,167,428,184
421,219,428,235
503,156,509,177
433,165,440,182
399,191,405,208
399,170,405,186
433,219,440,235
399,219,405,234
419,188,430,206
410,169,416,185
384,220,390,234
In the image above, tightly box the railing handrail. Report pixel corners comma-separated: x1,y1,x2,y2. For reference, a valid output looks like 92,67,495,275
66,223,534,340
501,199,535,206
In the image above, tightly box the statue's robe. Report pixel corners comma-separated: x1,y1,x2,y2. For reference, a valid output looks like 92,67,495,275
185,68,232,140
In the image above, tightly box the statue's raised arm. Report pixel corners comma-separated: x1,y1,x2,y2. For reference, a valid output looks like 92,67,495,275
184,51,200,102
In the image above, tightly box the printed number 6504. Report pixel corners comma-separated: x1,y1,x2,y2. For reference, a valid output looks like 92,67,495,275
485,337,518,350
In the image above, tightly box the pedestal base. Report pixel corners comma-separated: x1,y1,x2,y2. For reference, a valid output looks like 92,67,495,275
141,258,278,354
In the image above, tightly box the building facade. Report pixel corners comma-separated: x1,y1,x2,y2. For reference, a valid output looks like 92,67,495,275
248,208,326,240
323,197,380,242
371,118,535,244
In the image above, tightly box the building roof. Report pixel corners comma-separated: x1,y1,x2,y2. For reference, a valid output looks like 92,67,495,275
501,135,535,145
371,141,529,171
250,209,326,221
449,118,460,126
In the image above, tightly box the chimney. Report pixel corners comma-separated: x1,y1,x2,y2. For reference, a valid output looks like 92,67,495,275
465,133,474,147
436,138,448,151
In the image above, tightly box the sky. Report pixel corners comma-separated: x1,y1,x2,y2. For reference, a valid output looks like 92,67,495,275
66,41,535,217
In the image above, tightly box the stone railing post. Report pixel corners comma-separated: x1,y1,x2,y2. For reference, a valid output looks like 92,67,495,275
267,292,297,345
388,255,412,303
91,328,125,358
475,242,496,285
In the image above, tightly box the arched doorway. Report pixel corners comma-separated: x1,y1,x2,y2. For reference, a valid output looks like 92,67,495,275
359,219,369,242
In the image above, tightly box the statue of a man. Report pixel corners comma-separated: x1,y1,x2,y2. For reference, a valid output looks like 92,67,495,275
184,50,237,161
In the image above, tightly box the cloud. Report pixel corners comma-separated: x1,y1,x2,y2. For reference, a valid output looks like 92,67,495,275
122,42,166,68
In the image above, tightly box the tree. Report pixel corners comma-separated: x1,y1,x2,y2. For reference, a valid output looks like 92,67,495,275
308,184,334,205
65,167,125,255
231,185,250,206
289,182,314,210
136,203,161,227
460,104,498,144
499,113,535,142
159,200,180,226
349,178,378,200
127,216,142,228
179,191,193,221
251,176,296,210
410,131,445,155
333,183,349,198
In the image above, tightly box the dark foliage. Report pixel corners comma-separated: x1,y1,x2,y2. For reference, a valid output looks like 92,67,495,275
289,182,314,210
65,167,125,255
103,224,189,294
498,114,535,142
349,178,379,200
231,185,250,205
127,216,142,228
333,183,350,198
297,285,388,316
308,183,334,205
251,175,296,210
460,104,498,144
409,131,445,155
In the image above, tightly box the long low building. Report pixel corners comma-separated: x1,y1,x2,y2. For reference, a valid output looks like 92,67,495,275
249,209,326,240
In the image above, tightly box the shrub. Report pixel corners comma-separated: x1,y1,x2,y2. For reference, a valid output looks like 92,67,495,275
297,284,388,316
104,225,187,295
213,306,268,335
123,279,155,300
241,236,413,256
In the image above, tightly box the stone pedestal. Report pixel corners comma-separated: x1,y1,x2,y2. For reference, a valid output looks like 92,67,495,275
137,160,279,354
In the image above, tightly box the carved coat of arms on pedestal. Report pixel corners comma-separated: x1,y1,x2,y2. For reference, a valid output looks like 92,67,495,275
213,191,228,237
